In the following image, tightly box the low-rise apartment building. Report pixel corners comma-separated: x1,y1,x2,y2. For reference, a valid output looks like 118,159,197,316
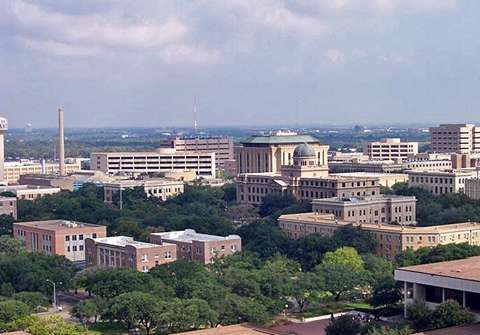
13,220,107,262
407,169,476,194
103,178,184,203
0,196,17,219
395,256,480,317
4,159,81,184
278,212,480,259
90,149,216,178
150,229,241,264
312,195,416,225
363,138,418,160
85,236,177,272
0,185,61,200
160,136,233,167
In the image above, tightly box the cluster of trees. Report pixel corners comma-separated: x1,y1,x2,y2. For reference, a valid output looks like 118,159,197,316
395,243,480,267
387,183,480,226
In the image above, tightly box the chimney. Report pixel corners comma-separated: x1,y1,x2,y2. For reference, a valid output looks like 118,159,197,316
58,108,66,176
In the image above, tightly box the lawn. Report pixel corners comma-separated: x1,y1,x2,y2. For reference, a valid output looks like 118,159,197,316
86,322,128,335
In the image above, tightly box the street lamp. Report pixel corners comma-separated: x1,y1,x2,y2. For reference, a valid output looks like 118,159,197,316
46,279,62,310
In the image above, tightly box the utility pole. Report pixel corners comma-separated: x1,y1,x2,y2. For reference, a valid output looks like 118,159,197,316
46,279,61,310
119,186,123,210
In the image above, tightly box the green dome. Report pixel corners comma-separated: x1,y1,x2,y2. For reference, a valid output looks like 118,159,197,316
293,143,316,158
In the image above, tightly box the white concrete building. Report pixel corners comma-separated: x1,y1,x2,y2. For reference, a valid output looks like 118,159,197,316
430,123,480,153
91,149,215,178
395,256,480,317
363,138,418,160
0,185,61,200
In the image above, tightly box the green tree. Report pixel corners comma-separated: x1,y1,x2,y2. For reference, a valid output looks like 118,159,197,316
316,263,369,301
366,326,412,335
0,300,30,325
13,292,49,312
160,298,218,333
407,300,433,331
71,300,100,325
291,272,322,312
106,292,164,335
325,315,361,335
431,300,474,329
0,215,15,236
369,277,402,308
11,315,86,335
333,226,378,254
322,247,364,271
259,193,298,217
0,236,23,255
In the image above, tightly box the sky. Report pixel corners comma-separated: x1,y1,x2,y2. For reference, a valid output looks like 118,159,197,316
1,0,479,128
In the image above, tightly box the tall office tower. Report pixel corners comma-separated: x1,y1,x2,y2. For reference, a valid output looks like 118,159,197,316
58,108,66,176
0,117,7,184
430,124,480,153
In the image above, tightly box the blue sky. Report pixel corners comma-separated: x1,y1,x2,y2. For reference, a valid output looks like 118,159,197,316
0,0,479,128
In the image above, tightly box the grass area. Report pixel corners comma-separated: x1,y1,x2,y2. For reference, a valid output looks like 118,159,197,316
86,322,128,335
298,301,374,318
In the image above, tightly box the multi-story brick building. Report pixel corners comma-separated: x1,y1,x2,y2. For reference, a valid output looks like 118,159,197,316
160,136,233,167
236,143,381,205
90,149,215,178
13,220,106,262
278,212,480,259
363,138,418,160
312,195,416,225
430,123,480,153
236,131,329,174
103,178,184,203
407,169,477,195
150,229,241,264
0,196,17,219
85,236,177,272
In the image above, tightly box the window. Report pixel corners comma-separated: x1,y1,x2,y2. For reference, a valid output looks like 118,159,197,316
65,236,70,242
79,234,84,240
72,246,77,252
72,235,77,241
92,233,97,238
79,245,84,251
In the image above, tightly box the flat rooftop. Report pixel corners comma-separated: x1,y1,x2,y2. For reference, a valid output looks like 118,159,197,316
312,194,416,204
279,212,480,234
0,185,60,191
331,172,407,178
241,134,321,145
92,236,170,249
15,220,103,231
397,256,480,283
152,229,240,243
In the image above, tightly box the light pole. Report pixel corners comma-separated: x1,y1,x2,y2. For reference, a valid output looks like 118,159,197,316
46,279,61,310
119,186,123,210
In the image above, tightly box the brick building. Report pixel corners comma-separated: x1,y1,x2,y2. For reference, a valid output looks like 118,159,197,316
0,196,17,219
150,229,241,264
13,220,106,262
85,236,177,272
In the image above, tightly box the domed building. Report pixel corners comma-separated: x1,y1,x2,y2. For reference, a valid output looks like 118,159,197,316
292,143,318,167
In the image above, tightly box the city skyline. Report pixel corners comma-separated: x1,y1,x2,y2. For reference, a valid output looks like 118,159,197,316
1,0,480,128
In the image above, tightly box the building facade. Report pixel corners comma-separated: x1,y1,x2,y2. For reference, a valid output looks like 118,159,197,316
160,137,234,167
395,257,480,317
0,196,17,219
407,170,477,195
90,149,216,178
363,138,418,160
279,213,480,259
312,195,416,225
236,131,329,174
150,229,241,264
13,220,106,262
103,178,184,203
430,123,480,153
4,160,82,184
331,172,408,188
0,185,61,200
85,236,177,272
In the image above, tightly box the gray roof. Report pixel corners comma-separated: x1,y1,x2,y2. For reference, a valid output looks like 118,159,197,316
152,229,240,243
241,134,321,145
293,143,316,157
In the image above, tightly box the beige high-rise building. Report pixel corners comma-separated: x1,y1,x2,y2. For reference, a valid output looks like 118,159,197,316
430,123,480,153
363,138,418,160
236,131,329,174
160,137,233,167
407,169,477,195
0,117,7,184
278,212,480,259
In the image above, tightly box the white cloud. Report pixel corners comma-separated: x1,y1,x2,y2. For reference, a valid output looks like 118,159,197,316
19,38,104,57
160,44,222,65
321,0,457,12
